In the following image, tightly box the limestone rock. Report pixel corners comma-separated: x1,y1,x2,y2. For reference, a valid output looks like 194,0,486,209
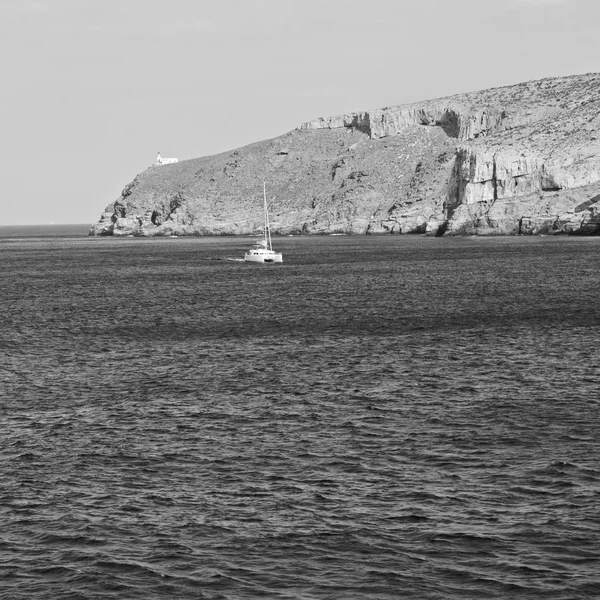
90,73,600,237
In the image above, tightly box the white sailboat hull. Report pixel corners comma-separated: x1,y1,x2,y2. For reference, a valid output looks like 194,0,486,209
244,182,283,263
244,249,283,263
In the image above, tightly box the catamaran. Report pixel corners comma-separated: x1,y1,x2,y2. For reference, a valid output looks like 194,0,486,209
244,183,283,263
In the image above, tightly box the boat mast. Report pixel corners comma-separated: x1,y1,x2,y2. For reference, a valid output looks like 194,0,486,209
264,181,273,251
263,181,267,248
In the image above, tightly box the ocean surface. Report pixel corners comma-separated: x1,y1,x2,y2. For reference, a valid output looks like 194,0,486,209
1,229,599,599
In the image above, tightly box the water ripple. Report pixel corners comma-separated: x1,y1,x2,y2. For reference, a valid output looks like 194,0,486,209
1,235,600,598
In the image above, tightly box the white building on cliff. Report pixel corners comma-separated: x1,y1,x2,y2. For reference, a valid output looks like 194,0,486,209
155,152,178,166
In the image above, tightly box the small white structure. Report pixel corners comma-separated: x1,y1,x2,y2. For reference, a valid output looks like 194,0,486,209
156,152,178,166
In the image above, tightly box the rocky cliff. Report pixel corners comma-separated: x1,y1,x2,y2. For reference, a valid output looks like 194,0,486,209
90,73,600,237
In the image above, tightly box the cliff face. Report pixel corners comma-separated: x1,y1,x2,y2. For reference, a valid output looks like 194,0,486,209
90,73,600,237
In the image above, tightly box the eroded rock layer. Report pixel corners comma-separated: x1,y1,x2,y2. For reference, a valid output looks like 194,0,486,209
90,73,600,237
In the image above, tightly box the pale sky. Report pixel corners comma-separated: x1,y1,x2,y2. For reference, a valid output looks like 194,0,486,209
1,0,597,225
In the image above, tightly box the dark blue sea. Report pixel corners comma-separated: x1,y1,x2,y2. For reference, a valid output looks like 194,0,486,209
1,228,599,599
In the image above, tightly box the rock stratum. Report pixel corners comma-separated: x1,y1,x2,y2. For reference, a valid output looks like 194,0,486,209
90,73,600,237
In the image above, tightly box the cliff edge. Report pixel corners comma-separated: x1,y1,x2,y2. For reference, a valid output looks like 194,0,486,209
90,73,600,237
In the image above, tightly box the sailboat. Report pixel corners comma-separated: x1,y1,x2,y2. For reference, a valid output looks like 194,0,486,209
244,183,283,263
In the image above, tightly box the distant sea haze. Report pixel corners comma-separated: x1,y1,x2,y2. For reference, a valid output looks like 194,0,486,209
0,224,91,238
1,233,599,599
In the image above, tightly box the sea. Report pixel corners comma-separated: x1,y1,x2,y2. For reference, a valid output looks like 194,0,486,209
1,225,599,599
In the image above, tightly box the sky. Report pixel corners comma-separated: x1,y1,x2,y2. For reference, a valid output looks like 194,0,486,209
0,0,598,225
